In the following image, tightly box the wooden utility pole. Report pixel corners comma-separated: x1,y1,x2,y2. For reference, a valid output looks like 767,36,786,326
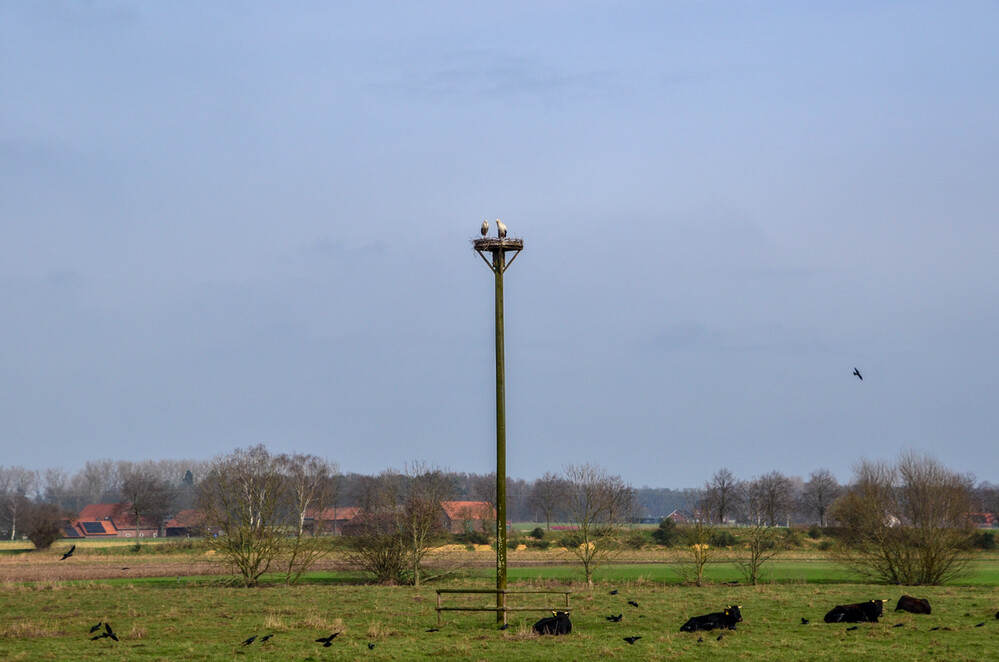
473,222,523,622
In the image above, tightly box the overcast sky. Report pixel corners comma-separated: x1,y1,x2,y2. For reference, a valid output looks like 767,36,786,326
2,1,997,488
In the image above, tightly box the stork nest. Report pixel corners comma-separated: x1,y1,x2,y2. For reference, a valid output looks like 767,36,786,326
471,237,524,251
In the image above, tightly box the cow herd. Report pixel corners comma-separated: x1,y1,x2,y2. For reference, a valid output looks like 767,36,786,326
529,593,993,643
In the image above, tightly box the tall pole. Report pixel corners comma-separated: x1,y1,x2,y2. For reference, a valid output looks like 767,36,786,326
493,248,507,621
474,222,522,624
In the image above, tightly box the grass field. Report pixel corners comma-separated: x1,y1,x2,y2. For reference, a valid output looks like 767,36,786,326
2,541,999,660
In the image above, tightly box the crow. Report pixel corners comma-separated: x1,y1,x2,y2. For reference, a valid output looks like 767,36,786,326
105,623,119,642
623,636,642,644
242,635,256,646
717,633,724,641
260,634,273,642
893,623,905,628
800,618,809,625
61,544,76,561
609,589,619,595
846,626,859,631
315,633,340,646
975,622,985,627
853,368,863,381
628,601,639,608
606,614,623,622
930,626,941,631
498,623,510,630
425,628,439,633
368,642,375,649
88,623,103,634
697,637,704,643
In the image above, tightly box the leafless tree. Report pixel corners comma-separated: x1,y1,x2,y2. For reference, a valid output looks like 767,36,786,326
119,466,173,542
802,469,841,527
197,446,289,586
79,459,120,504
669,491,716,586
529,471,567,530
703,468,739,524
830,451,977,585
736,479,787,584
561,463,635,586
276,453,339,585
750,471,793,526
0,466,38,540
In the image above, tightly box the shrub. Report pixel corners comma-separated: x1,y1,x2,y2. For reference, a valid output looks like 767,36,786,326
529,527,545,540
651,518,678,547
24,503,65,550
807,524,823,539
971,531,996,551
526,539,550,550
817,539,834,552
624,530,647,549
709,530,738,547
783,528,804,547
454,530,490,546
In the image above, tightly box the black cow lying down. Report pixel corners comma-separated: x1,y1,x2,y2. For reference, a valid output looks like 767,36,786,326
532,611,572,635
679,606,742,632
824,600,886,623
895,595,931,615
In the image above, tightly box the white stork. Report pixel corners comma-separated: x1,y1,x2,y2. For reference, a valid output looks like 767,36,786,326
496,219,507,238
480,220,489,236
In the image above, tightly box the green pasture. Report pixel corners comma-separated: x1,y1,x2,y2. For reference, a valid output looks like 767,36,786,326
2,563,999,661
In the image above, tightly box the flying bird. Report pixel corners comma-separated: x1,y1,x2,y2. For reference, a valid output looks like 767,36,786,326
105,623,119,642
242,635,256,646
853,367,863,380
496,219,507,238
606,614,623,622
316,632,341,646
61,544,76,560
623,636,642,644
480,220,489,236
88,623,103,634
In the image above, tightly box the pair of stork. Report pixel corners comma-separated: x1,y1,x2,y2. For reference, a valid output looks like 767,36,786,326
480,219,507,238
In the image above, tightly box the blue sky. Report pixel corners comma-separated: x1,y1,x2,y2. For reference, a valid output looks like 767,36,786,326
2,1,997,487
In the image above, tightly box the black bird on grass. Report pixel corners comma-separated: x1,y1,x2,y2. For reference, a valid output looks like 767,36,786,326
498,623,510,630
853,368,863,381
623,636,642,644
893,623,905,628
315,632,341,647
61,544,76,561
241,635,256,646
975,622,985,627
717,633,725,641
606,614,623,622
368,642,375,649
930,626,941,631
628,601,639,608
260,634,273,642
88,622,103,634
846,626,859,631
800,618,809,625
697,637,704,643
609,589,618,595
425,628,439,633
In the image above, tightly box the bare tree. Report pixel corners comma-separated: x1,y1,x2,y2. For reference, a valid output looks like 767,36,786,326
830,452,976,585
736,479,787,585
277,453,339,585
670,492,716,587
399,463,456,586
802,469,841,527
703,468,739,524
751,471,793,526
0,466,38,540
197,446,289,586
529,471,567,531
561,463,635,586
119,467,172,543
